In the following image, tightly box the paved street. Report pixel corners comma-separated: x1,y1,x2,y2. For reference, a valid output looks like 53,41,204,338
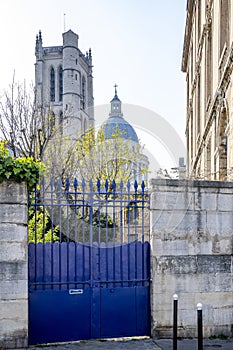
13,337,233,350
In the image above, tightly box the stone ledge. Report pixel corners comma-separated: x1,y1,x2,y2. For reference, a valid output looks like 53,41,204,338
150,178,233,189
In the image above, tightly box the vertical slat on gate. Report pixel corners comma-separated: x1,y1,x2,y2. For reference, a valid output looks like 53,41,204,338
107,244,113,288
122,243,128,286
60,242,67,290
69,242,75,289
129,242,136,285
53,243,59,290
114,245,121,287
76,243,83,286
44,243,51,289
135,242,142,286
100,242,106,287
36,243,43,290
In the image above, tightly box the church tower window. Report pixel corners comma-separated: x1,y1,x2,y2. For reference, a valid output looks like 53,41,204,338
59,66,63,102
50,67,55,102
81,76,86,110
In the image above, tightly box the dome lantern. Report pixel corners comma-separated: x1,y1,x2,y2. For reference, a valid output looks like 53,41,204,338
102,85,139,143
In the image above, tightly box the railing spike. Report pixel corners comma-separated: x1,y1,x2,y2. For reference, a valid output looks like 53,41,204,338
112,179,116,191
65,178,70,191
74,178,78,191
105,179,109,193
120,180,124,190
134,179,138,191
97,179,101,192
141,180,145,193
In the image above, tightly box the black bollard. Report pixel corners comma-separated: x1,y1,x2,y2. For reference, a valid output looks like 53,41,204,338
173,294,178,350
197,303,203,350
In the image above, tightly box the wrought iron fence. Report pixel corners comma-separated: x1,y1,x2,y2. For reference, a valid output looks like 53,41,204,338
28,178,150,245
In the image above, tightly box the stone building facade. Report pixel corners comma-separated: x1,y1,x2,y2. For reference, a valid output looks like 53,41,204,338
35,30,94,137
182,0,233,180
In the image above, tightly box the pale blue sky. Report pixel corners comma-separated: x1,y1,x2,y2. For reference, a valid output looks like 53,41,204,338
0,0,187,170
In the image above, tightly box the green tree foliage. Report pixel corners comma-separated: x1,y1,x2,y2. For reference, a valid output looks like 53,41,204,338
28,206,60,243
44,125,148,186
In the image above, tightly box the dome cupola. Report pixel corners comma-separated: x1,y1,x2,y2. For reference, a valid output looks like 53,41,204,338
103,85,139,143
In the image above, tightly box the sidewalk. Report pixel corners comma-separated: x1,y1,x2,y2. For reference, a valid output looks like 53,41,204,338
13,337,233,350
155,338,233,349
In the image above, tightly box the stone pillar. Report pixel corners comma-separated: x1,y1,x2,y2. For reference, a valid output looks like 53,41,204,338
0,181,28,348
150,178,233,338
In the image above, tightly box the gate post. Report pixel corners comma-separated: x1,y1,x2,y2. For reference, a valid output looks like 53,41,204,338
0,181,28,348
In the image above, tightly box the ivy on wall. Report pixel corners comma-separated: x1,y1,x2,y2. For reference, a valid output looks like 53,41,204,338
0,142,45,190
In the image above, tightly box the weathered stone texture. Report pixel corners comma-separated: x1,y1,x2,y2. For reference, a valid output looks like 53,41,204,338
0,181,28,348
151,179,233,338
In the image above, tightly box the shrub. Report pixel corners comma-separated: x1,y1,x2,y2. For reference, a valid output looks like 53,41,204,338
0,142,45,190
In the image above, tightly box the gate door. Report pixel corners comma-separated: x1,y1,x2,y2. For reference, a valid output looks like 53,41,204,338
28,179,150,345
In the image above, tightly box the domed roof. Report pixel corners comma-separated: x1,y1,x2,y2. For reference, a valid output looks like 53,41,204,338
103,116,139,143
102,85,139,143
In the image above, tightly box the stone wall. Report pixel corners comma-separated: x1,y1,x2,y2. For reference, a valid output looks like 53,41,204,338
150,178,233,338
0,181,28,348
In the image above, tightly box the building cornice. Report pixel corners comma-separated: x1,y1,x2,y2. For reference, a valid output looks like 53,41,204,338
181,0,195,72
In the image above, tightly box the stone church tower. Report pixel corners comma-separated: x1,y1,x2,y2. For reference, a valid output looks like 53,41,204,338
35,30,94,137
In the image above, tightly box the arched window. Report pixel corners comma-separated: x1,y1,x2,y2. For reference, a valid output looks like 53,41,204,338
218,109,228,180
50,67,55,102
206,26,212,104
59,66,63,102
220,0,230,57
206,138,211,179
81,76,86,110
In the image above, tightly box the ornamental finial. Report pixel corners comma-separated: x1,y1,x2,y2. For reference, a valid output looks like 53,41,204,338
114,83,118,95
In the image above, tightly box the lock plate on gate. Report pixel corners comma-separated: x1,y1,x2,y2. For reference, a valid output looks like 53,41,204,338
69,289,83,295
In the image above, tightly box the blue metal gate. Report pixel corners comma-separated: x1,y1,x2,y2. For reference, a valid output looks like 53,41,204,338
28,179,150,345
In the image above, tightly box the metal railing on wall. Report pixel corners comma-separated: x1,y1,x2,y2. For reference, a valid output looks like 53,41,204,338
28,178,150,245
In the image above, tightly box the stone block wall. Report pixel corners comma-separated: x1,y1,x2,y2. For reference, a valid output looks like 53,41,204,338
0,181,28,348
150,178,233,338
